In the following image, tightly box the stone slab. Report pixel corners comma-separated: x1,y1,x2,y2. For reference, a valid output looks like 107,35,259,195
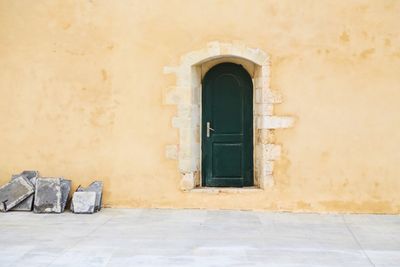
11,170,39,182
72,191,96,214
1,209,397,266
0,176,34,212
10,171,40,211
60,179,71,212
85,181,103,212
74,181,103,212
33,178,62,213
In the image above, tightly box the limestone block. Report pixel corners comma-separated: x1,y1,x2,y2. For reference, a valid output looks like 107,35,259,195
176,69,191,87
255,89,263,103
172,116,181,128
165,144,178,160
179,157,197,173
10,170,39,211
0,176,34,212
72,192,96,214
33,178,62,213
259,144,281,160
258,161,274,176
60,179,71,212
257,116,294,129
256,89,282,104
230,45,245,58
254,77,268,90
180,172,195,190
163,88,179,105
255,103,273,115
242,47,268,65
177,105,192,118
206,41,222,56
265,90,283,104
254,65,270,78
258,129,275,144
163,66,179,74
260,175,275,189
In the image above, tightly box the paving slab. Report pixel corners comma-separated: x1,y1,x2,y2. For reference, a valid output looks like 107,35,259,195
10,170,40,211
72,191,96,214
0,209,399,266
0,176,34,211
33,178,62,213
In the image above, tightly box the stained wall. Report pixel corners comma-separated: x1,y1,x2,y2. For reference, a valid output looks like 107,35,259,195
0,0,399,213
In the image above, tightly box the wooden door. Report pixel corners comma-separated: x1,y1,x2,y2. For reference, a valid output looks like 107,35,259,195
202,63,253,187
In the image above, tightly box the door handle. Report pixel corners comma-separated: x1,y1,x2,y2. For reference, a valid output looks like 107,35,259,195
206,122,215,138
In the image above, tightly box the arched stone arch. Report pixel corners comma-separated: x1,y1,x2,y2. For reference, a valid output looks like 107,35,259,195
164,42,294,191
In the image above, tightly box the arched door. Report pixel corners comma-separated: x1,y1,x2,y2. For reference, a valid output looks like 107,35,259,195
202,63,253,187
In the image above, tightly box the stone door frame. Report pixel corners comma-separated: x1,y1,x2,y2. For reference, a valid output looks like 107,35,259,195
164,42,294,191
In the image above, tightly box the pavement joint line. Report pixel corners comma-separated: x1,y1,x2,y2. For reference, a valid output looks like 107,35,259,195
341,214,376,267
44,212,117,267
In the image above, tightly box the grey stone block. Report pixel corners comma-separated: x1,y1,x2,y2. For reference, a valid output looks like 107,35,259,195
11,194,34,211
76,181,103,212
60,179,71,212
0,176,34,212
72,191,96,214
10,171,40,211
11,170,39,181
33,178,62,213
87,181,103,212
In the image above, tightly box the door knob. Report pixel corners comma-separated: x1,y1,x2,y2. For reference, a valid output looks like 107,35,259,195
206,122,215,138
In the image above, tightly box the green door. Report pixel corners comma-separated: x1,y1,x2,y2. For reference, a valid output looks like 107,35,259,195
202,63,253,187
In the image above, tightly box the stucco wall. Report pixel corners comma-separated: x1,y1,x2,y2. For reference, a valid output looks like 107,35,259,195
1,0,399,213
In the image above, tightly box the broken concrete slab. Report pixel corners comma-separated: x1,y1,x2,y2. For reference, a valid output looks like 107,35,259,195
33,178,62,213
76,181,103,212
0,176,34,212
60,179,71,212
72,191,96,214
10,171,40,211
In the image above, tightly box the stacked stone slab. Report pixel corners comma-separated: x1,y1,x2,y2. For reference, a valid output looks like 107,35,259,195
34,178,62,213
72,192,96,214
1,172,100,214
33,177,71,213
71,181,103,214
81,181,103,212
0,176,34,212
10,171,39,211
60,179,71,212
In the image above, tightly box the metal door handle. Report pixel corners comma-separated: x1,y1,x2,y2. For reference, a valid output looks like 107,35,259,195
206,122,215,138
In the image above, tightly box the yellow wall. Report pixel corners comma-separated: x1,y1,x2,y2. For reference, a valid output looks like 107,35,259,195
1,0,399,213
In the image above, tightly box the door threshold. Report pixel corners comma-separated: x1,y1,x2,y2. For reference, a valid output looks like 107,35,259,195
188,187,263,193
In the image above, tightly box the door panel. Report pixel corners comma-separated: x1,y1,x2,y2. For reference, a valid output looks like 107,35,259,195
212,143,242,178
212,74,243,134
202,63,253,187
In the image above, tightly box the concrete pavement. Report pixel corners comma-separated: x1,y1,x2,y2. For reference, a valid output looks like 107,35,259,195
0,208,399,266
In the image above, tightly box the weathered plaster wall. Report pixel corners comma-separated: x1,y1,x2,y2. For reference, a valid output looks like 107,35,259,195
0,0,399,213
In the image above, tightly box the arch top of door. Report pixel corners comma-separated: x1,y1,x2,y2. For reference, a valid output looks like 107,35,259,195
163,41,294,191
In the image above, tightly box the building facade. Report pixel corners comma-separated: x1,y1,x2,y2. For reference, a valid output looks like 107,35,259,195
1,0,399,213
